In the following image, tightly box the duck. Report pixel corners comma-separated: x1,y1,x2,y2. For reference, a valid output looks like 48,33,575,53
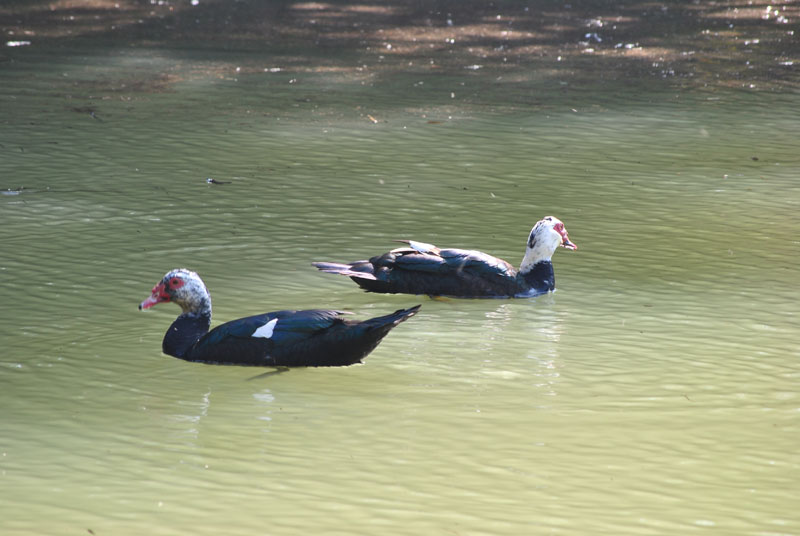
312,216,577,298
139,268,420,367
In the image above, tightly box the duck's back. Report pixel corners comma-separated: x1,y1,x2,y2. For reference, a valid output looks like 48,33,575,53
356,247,525,297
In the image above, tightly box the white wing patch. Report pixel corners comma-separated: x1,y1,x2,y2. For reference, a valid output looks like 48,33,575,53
252,318,278,339
407,240,439,254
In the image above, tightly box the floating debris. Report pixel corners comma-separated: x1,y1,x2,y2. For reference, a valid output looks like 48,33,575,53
1,186,50,195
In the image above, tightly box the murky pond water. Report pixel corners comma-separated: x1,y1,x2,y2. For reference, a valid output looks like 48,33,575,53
1,41,799,536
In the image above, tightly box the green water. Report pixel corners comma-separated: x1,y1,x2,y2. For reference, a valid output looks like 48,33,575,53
1,43,799,536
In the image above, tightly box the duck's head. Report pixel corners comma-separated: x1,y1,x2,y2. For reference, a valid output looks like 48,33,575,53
520,216,577,270
139,268,211,315
542,216,577,251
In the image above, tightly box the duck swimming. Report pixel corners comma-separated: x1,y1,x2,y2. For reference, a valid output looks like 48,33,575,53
312,216,576,298
139,268,420,366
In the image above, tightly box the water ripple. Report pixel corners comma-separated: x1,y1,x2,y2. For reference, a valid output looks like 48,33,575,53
2,65,798,536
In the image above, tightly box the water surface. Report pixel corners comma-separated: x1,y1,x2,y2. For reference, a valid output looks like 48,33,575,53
1,35,799,536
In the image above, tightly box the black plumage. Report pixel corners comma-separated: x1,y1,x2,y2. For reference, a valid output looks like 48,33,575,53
140,269,419,367
313,216,577,298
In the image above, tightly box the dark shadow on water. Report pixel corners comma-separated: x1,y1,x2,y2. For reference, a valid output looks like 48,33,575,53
246,366,291,381
1,0,797,93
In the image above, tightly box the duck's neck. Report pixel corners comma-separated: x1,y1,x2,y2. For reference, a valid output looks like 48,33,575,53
519,260,555,293
162,311,211,359
519,237,555,273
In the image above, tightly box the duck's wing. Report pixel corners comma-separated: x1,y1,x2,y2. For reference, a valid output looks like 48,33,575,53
395,240,441,255
388,246,514,277
196,309,347,350
438,248,517,277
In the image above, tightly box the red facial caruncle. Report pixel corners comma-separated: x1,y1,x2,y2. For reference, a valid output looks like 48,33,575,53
139,276,185,310
553,221,578,250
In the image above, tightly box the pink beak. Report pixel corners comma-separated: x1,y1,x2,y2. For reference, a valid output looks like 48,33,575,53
557,225,577,250
139,282,169,310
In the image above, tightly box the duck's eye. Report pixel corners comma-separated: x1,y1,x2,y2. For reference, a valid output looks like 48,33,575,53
170,278,182,288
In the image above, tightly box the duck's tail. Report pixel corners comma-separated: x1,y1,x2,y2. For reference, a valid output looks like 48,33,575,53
363,305,421,331
311,261,378,281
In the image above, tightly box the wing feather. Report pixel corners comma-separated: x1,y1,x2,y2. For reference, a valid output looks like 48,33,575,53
198,309,344,348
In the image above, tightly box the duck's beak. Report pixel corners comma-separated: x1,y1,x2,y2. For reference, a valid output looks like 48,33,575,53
555,225,577,250
561,237,577,250
139,282,168,310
